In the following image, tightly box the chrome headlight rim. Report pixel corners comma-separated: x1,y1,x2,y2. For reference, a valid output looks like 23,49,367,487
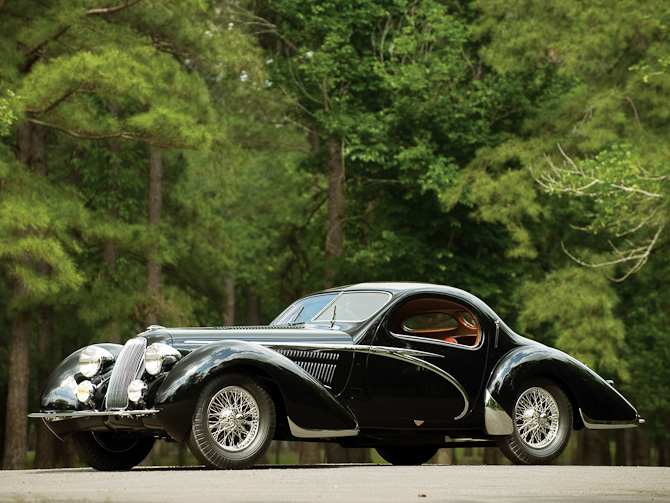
79,346,115,378
144,343,181,376
76,380,96,404
127,379,148,404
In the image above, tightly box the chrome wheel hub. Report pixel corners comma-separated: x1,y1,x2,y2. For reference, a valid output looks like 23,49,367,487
207,386,260,452
514,387,560,449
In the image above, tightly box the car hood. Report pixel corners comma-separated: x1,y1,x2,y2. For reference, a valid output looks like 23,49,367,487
155,325,354,353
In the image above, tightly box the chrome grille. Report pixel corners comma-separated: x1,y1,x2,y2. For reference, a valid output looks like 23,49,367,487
106,338,146,410
277,349,339,387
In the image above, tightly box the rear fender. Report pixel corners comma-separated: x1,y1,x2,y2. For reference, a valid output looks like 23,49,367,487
485,346,640,434
154,340,358,442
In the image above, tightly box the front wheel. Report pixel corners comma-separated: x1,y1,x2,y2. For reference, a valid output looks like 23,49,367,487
188,373,276,469
376,445,437,465
69,431,155,470
496,378,573,465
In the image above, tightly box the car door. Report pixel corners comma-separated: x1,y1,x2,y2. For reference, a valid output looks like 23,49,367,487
361,294,491,428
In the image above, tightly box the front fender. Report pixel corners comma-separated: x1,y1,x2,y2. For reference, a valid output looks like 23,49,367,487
154,340,358,442
39,343,124,411
486,345,639,432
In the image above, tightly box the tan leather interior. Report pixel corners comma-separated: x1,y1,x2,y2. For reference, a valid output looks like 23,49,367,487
389,298,480,346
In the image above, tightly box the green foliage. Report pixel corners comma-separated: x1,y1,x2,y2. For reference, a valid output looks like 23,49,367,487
518,267,627,379
0,0,668,466
0,90,19,136
0,163,85,306
617,250,670,438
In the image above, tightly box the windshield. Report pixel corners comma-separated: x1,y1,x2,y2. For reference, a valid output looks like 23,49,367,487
272,291,392,325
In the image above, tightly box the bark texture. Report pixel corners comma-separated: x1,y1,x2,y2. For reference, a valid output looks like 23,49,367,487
245,283,261,326
146,147,163,325
222,275,235,326
34,306,64,468
3,123,46,469
324,139,344,282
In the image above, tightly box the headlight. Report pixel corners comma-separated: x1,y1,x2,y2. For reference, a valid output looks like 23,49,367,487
145,343,181,376
76,380,95,404
127,379,148,403
79,346,114,378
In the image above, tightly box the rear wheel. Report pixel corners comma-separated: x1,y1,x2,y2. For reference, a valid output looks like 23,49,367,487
496,378,573,465
188,373,276,469
376,445,437,465
70,431,154,470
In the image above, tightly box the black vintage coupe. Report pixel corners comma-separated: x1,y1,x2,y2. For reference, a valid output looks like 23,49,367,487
31,282,642,469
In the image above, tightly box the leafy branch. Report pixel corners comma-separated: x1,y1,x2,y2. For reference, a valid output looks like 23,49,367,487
533,144,668,281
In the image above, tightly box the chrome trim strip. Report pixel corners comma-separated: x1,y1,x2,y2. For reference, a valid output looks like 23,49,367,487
266,343,469,420
394,333,481,352
579,409,641,430
180,340,470,421
483,390,513,435
263,342,443,358
287,417,358,439
28,410,160,422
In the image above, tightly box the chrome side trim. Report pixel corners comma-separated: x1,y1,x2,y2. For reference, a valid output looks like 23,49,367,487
579,409,641,430
28,410,160,422
394,333,481,352
266,343,469,420
287,417,358,439
367,346,469,420
484,390,514,435
178,340,471,421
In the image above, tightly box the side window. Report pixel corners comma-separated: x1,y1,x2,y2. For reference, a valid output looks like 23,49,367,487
403,313,458,333
389,297,481,347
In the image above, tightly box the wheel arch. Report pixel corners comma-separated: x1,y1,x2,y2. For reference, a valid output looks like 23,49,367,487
154,340,357,442
486,345,637,434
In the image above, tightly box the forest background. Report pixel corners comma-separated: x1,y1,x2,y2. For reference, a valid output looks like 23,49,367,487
1,0,668,469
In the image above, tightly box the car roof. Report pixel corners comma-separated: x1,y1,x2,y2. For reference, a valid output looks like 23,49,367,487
319,282,501,321
324,281,467,295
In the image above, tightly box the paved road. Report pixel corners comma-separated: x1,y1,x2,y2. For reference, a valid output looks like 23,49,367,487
1,465,669,503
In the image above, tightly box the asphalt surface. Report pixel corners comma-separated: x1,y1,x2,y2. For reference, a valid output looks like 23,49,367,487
1,465,669,503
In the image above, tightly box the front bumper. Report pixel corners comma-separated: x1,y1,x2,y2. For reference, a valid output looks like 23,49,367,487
29,409,164,440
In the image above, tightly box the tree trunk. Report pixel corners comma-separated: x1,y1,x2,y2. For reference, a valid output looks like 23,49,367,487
2,303,31,469
222,275,235,326
299,443,322,464
631,430,651,466
33,306,60,468
324,139,344,283
142,147,161,466
614,429,629,466
104,101,120,276
245,283,261,326
483,447,501,465
657,435,667,467
104,101,122,342
3,123,45,469
433,448,454,465
578,429,609,465
324,444,370,464
146,147,163,326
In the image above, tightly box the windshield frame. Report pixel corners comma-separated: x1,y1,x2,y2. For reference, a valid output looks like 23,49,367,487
272,290,393,326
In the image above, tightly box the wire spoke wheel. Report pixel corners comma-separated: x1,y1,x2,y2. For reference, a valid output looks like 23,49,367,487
496,378,572,465
188,373,275,469
515,387,560,449
207,386,260,452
